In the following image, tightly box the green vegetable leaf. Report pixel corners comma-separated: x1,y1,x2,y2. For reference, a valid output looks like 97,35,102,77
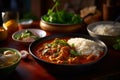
43,0,82,24
14,34,21,40
70,49,81,56
53,38,69,46
113,38,120,50
14,30,38,40
47,9,53,15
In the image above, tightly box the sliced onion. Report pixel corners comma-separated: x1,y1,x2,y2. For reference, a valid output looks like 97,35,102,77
4,50,16,56
3,50,17,62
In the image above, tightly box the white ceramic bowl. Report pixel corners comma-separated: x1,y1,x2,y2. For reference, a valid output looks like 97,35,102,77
12,29,47,45
19,19,33,29
87,21,120,47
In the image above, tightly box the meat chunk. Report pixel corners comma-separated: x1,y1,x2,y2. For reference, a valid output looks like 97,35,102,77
55,46,70,60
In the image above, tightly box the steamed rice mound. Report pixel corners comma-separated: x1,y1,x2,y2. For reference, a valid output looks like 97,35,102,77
67,38,103,57
93,24,120,36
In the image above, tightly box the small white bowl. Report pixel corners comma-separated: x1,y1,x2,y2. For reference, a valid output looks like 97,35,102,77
19,19,33,29
12,29,47,45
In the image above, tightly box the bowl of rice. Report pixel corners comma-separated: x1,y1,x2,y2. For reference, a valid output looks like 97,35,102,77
87,21,120,47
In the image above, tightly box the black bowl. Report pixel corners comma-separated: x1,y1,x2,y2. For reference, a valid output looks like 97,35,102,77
29,33,108,75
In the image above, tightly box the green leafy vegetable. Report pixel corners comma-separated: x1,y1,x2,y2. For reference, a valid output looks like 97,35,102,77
14,30,39,40
113,38,120,50
53,38,69,46
43,0,82,24
70,49,81,56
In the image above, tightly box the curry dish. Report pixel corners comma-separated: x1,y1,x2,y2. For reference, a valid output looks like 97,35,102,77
34,38,104,64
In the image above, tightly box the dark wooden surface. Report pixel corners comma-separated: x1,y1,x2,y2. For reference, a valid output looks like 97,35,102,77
0,21,120,80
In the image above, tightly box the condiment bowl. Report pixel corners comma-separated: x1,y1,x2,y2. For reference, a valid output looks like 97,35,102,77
12,29,47,46
19,19,33,29
0,48,21,76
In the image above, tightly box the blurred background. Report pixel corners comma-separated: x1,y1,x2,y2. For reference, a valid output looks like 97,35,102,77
0,0,120,25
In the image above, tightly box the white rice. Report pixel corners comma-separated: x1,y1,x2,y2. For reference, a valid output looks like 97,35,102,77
93,24,120,36
67,38,103,57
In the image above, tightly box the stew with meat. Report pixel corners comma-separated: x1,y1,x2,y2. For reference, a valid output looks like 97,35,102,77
33,38,104,64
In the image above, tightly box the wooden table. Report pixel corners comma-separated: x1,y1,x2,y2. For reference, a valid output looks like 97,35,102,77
0,21,120,80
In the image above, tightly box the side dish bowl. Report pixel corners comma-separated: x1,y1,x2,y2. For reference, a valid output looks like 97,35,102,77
29,33,108,75
87,21,120,47
19,19,33,29
40,17,85,33
12,29,46,45
0,48,21,76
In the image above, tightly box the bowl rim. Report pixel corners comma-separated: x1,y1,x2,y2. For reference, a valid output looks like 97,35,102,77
12,29,47,43
29,33,108,66
0,47,21,69
41,15,82,26
19,19,33,25
87,21,120,37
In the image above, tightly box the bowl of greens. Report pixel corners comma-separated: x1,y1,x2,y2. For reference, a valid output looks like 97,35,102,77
12,29,46,45
40,0,84,32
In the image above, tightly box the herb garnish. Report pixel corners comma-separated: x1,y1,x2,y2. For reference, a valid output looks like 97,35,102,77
43,0,82,24
113,38,120,50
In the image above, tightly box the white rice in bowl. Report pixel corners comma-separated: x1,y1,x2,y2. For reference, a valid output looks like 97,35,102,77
67,38,103,57
93,24,120,36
